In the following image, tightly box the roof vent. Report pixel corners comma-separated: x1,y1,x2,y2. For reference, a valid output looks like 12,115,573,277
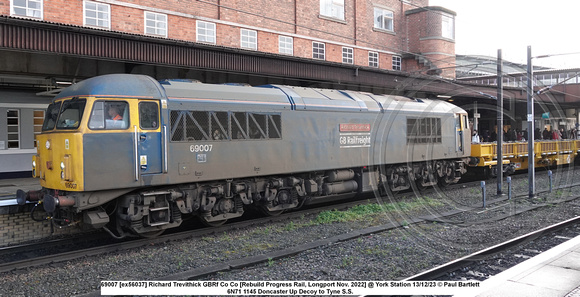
159,79,201,85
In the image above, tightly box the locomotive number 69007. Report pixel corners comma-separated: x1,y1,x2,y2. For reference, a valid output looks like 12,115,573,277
190,144,213,153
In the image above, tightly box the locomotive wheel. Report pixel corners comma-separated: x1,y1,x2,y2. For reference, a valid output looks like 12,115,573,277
139,230,165,238
438,175,456,188
200,217,228,227
437,179,450,188
260,206,284,217
480,167,491,180
414,181,427,192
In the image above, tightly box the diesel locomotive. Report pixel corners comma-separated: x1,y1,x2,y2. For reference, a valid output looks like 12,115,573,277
18,74,471,238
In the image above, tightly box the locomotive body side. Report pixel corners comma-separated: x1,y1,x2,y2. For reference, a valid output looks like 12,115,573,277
374,98,470,162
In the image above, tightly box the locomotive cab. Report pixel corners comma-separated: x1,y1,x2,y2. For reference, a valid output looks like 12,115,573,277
34,97,163,189
21,75,169,236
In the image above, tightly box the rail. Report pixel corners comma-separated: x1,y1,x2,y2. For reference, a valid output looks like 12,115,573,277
404,216,580,281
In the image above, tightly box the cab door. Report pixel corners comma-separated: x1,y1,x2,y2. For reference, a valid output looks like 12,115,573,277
455,114,464,152
136,100,162,175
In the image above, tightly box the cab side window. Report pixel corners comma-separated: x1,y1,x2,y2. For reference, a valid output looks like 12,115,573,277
89,101,129,130
139,102,159,129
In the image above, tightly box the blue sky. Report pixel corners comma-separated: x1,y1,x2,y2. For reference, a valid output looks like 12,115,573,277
429,0,580,69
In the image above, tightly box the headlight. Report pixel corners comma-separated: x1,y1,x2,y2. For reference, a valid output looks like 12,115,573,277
31,155,40,178
60,162,65,170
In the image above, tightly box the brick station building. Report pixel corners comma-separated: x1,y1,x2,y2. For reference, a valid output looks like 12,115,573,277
0,0,456,74
0,0,458,177
0,0,461,245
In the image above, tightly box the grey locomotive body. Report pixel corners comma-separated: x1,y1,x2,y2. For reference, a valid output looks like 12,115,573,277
24,74,470,237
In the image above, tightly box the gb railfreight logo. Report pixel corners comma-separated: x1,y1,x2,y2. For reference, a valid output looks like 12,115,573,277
339,123,371,148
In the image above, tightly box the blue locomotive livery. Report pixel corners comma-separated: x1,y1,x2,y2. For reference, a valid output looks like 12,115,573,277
19,74,471,237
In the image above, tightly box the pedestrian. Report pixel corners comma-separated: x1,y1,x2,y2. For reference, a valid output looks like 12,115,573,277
472,130,480,143
543,128,551,140
552,129,561,140
508,128,517,142
490,130,497,142
534,128,541,140
560,128,567,139
481,130,489,142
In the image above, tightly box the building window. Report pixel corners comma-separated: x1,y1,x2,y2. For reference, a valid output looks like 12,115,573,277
279,36,293,55
241,29,257,50
441,13,454,40
145,11,167,37
7,109,19,149
392,56,401,71
320,0,344,20
197,21,216,44
374,7,393,31
342,47,353,64
33,110,44,147
313,42,325,60
84,1,110,29
369,51,379,68
11,0,42,19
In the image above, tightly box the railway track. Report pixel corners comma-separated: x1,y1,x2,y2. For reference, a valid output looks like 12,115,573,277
0,169,577,277
404,216,580,282
0,194,393,273
0,173,481,267
1,172,579,296
1,169,576,274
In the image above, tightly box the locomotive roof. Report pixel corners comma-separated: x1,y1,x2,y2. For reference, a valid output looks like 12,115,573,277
54,74,166,100
53,74,466,115
162,80,291,106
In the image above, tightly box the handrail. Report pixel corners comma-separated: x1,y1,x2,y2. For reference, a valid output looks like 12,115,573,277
163,125,168,173
134,125,139,181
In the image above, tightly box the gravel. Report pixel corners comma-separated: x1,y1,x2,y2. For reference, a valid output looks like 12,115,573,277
1,166,580,296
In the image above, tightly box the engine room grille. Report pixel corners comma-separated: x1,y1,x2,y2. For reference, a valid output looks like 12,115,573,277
170,110,281,142
406,117,442,144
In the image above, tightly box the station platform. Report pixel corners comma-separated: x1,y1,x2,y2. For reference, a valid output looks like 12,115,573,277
458,234,580,297
0,177,40,207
